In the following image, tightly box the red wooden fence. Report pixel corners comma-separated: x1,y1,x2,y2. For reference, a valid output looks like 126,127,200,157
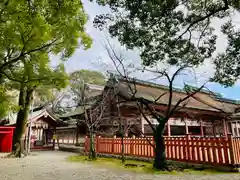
231,137,240,165
85,135,240,166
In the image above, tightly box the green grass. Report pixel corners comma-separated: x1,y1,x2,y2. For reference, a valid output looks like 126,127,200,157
67,155,175,174
67,155,233,175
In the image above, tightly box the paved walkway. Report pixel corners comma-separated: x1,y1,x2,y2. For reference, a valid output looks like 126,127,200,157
0,151,239,180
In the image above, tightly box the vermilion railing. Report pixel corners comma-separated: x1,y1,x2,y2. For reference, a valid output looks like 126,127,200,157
85,135,240,166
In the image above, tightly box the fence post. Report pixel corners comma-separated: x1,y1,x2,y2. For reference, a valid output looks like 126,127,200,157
96,136,100,153
84,136,88,153
186,134,191,160
130,136,135,155
228,133,235,165
112,136,115,153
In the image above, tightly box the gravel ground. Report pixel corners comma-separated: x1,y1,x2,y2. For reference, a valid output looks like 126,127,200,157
0,151,239,180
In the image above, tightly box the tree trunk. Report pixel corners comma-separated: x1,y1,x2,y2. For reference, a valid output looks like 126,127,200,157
153,123,167,170
89,128,96,160
12,86,33,157
12,84,26,156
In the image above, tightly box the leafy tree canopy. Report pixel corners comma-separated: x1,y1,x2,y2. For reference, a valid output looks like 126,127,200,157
92,0,240,86
69,69,106,106
70,69,106,86
0,0,92,76
0,85,18,119
0,0,92,117
1,54,68,117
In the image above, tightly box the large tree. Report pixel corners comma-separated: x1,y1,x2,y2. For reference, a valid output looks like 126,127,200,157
7,56,68,156
0,0,92,118
62,70,106,159
92,0,240,86
105,43,207,170
0,0,92,155
92,0,240,170
0,0,94,155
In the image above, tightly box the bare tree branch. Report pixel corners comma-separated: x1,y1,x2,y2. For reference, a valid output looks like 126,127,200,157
165,66,189,117
168,82,207,119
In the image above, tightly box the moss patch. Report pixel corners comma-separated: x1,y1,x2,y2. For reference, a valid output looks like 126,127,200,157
67,155,233,175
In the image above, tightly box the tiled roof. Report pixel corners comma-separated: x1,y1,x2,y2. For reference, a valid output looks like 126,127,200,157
60,75,240,118
112,74,239,104
6,108,65,126
110,76,239,114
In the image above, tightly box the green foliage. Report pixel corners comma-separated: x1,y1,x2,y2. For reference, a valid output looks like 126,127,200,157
0,85,11,118
0,85,18,119
0,0,92,117
0,0,92,73
92,0,240,86
69,69,105,106
70,69,106,86
7,55,70,114
33,87,56,107
212,21,240,86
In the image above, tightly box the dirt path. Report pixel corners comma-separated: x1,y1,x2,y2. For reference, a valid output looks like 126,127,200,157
0,151,239,180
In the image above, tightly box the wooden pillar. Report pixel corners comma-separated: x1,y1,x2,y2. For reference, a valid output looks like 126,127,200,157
67,131,70,144
41,128,44,141
40,129,43,141
228,134,235,165
140,116,145,136
236,122,239,137
75,125,79,146
167,121,171,137
200,119,204,137
124,118,128,137
223,119,228,138
43,130,46,145
185,118,189,135
232,122,236,137
213,121,216,137
53,133,56,150
38,128,40,141
46,129,49,145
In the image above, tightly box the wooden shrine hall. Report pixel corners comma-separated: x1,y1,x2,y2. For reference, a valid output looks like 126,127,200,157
6,108,65,149
102,75,240,138
57,76,240,144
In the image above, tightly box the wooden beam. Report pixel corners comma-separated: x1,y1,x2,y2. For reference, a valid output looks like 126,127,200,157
235,122,239,137
75,126,79,145
213,121,216,137
185,118,189,135
223,119,228,138
167,122,171,137
200,119,204,137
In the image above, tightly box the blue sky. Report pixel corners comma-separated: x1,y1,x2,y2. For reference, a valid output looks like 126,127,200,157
51,0,240,100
